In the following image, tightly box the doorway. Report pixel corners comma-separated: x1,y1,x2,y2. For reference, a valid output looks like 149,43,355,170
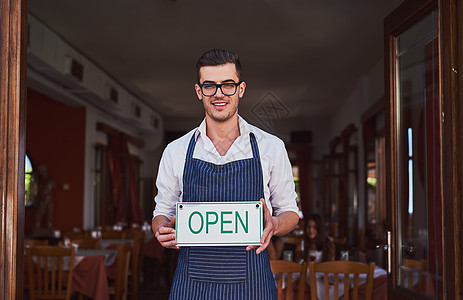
384,0,463,298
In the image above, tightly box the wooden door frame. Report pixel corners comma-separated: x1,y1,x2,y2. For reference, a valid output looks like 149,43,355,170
385,0,437,297
0,0,27,299
441,0,462,298
385,0,462,298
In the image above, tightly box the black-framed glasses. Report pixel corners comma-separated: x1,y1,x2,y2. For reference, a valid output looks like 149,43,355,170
198,81,242,96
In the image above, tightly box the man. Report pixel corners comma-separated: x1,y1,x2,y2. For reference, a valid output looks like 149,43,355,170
152,49,299,299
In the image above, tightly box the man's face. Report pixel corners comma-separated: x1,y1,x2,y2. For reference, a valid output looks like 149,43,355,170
195,63,246,123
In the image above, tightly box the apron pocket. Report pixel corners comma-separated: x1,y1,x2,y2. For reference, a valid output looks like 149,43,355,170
188,246,247,283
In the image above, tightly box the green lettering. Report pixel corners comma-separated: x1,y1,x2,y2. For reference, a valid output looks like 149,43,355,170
206,211,218,234
221,211,233,233
235,211,248,233
188,211,203,234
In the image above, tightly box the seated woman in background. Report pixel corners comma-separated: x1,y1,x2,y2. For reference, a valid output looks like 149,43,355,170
303,214,335,262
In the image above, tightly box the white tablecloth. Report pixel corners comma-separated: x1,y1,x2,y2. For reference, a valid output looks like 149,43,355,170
75,249,117,267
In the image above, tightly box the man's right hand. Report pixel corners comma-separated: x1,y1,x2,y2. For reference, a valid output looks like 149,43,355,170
152,215,179,249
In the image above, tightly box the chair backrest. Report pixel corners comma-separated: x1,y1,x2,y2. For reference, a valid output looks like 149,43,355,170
291,219,305,233
123,229,145,299
101,230,127,239
308,261,375,300
109,243,131,300
26,246,76,300
70,237,100,249
123,228,143,239
329,222,339,237
24,239,49,248
330,236,347,245
63,230,89,239
270,260,307,300
401,258,426,293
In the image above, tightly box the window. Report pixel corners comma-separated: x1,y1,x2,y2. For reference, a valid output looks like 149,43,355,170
25,154,35,207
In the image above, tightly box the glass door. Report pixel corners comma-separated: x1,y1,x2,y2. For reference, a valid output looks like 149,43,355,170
385,1,443,299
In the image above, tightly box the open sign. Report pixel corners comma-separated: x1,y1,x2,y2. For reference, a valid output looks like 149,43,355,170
175,202,263,246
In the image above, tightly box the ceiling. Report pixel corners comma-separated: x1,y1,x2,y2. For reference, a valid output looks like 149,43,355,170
28,0,404,121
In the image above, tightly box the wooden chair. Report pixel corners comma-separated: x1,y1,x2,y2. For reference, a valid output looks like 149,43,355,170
330,236,347,245
124,229,145,300
24,239,49,248
26,246,76,300
295,218,305,231
270,260,307,300
308,261,375,300
357,229,366,251
329,222,339,237
65,237,100,249
101,225,114,231
108,243,131,300
63,230,89,239
401,258,427,293
101,230,127,239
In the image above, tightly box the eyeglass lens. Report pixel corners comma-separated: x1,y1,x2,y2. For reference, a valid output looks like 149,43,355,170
201,83,238,96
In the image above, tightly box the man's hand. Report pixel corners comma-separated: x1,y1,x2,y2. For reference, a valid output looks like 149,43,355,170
246,198,299,255
152,215,179,249
246,199,273,254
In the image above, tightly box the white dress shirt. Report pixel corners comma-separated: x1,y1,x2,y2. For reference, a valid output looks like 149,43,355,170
153,116,299,220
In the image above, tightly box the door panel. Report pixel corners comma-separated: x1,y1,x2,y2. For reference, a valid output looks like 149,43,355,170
395,11,441,298
385,1,443,299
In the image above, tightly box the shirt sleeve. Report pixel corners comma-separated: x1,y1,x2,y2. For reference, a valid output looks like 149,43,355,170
152,144,181,220
267,139,299,216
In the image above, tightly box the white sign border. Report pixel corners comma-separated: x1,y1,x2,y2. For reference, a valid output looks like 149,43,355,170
175,201,263,246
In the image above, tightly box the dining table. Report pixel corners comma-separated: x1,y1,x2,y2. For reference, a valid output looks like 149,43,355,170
67,248,118,300
99,238,135,280
72,250,114,300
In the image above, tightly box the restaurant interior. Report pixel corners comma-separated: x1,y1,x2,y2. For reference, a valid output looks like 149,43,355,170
3,0,461,299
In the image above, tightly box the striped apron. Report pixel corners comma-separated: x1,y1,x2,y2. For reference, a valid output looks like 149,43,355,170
168,132,277,300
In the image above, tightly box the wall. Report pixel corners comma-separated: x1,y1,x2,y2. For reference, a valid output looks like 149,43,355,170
331,58,385,136
329,57,385,231
28,67,165,230
25,88,86,234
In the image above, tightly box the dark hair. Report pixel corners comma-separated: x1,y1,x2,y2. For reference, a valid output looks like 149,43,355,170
305,214,326,250
196,49,242,83
304,213,331,261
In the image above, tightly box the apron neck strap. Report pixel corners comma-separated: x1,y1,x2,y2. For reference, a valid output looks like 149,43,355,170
186,131,261,159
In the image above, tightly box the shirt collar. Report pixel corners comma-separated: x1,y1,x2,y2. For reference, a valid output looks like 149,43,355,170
195,115,255,144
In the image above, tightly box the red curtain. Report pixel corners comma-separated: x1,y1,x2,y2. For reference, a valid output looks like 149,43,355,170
123,139,144,223
107,135,144,224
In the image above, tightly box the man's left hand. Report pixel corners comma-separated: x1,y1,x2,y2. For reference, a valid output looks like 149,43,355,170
246,198,299,255
246,198,274,254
